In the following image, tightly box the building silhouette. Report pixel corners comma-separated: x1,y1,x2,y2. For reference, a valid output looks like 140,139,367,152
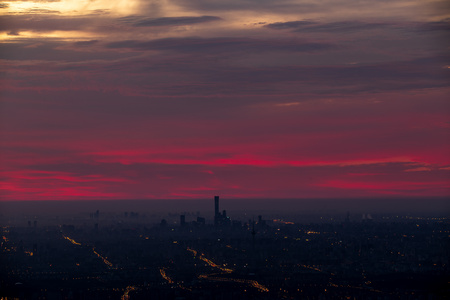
214,196,230,227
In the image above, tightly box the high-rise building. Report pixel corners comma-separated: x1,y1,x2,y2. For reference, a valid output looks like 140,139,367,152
214,196,220,226
214,196,231,227
214,196,219,216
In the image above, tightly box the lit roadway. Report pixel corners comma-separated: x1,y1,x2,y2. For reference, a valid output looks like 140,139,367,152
187,247,269,293
62,234,114,269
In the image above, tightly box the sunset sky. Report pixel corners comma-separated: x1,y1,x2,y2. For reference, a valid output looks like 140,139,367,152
0,0,449,201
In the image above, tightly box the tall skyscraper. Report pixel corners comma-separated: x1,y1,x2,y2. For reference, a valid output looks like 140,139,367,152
214,196,231,227
214,196,220,227
214,196,219,217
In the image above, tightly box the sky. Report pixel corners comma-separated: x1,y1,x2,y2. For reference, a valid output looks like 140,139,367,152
0,0,449,201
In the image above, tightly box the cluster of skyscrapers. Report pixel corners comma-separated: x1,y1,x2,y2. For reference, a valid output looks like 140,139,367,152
178,196,231,227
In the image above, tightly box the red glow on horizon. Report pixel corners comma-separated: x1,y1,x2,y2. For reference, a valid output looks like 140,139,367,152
1,9,449,201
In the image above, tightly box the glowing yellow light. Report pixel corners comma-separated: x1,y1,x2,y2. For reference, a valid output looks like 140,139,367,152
63,235,81,246
159,268,174,284
3,0,141,16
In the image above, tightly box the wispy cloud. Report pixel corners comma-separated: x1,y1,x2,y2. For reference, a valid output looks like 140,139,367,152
265,21,390,32
125,15,222,27
105,37,334,53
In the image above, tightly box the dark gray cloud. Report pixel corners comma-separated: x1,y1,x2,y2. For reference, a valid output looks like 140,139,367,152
0,13,220,36
266,19,450,36
415,20,450,32
266,21,390,32
74,40,99,47
126,15,222,27
0,40,131,61
265,21,316,30
5,48,447,98
88,9,111,16
24,8,61,14
187,55,450,95
0,14,92,33
105,37,334,54
171,0,318,13
7,30,20,36
0,3,9,8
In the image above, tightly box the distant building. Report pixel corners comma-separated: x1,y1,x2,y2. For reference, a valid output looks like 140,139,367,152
345,211,350,223
197,217,206,225
257,215,266,227
214,196,230,227
180,215,186,227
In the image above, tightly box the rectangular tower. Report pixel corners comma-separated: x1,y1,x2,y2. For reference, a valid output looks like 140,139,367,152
214,196,220,226
214,196,219,217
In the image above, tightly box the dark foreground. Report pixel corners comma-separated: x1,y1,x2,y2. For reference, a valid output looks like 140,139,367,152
1,212,448,300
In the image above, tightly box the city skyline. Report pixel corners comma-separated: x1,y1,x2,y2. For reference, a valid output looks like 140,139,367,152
1,197,448,299
1,0,450,201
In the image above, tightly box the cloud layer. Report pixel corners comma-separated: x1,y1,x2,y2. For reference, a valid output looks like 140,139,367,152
1,0,449,201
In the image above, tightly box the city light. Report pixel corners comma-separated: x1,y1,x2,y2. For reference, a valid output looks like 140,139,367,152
159,268,174,284
62,235,81,246
1,197,447,299
121,285,137,300
188,246,269,293
92,248,114,268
